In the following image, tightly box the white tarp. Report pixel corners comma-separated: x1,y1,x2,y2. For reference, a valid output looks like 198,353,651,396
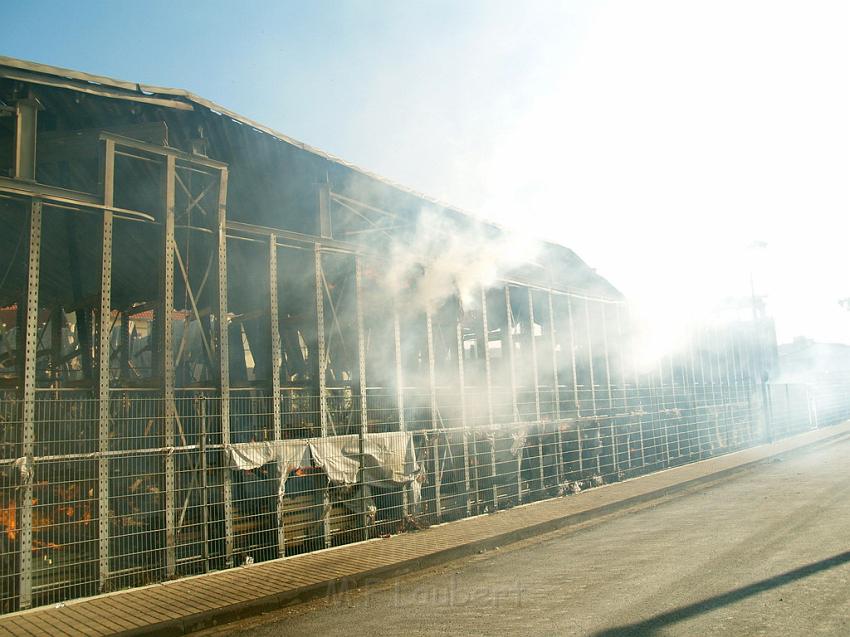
225,431,419,499
226,439,311,474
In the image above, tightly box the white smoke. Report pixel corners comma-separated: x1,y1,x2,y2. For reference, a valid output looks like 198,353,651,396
382,207,538,314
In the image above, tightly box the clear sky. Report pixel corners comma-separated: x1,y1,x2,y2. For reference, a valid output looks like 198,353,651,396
4,0,849,350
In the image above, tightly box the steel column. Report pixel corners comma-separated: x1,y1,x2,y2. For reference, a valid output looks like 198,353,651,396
625,306,645,468
696,328,713,455
566,296,583,475
354,256,369,536
584,301,597,417
18,197,41,609
97,139,115,591
318,182,332,239
425,311,441,519
49,306,62,381
393,310,406,433
162,155,177,577
737,330,755,442
691,329,704,456
706,327,722,449
547,291,564,482
455,319,472,516
724,332,741,443
118,313,130,381
314,246,331,547
723,329,735,441
14,97,39,180
216,167,234,566
526,289,545,493
807,385,818,429
480,286,497,508
527,289,542,424
268,234,284,556
669,354,682,458
738,329,756,441
600,303,617,475
504,287,519,422
392,308,408,516
711,327,729,446
728,331,743,442
199,395,210,570
481,287,495,426
602,305,614,413
685,333,700,456
614,304,631,468
583,300,599,475
315,247,327,437
504,286,521,503
657,359,671,465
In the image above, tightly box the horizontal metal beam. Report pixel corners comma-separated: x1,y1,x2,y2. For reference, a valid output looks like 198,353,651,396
0,175,99,204
0,67,195,111
0,178,156,223
98,132,228,169
227,219,370,255
330,191,397,219
0,185,623,304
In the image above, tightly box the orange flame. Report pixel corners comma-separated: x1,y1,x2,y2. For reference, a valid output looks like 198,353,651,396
0,499,15,542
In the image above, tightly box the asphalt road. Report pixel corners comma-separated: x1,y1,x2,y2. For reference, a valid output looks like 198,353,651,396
204,435,850,636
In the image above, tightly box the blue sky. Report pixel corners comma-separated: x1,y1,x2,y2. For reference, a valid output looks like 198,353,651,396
3,1,849,349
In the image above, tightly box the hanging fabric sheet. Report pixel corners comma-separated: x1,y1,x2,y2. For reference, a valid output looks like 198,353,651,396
225,431,419,500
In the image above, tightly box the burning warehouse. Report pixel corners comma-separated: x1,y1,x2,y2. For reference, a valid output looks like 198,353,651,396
0,56,787,614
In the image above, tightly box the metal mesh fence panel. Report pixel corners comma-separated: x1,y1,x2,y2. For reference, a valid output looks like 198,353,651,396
0,376,846,613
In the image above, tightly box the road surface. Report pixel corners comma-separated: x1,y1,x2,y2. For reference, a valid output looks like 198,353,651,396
203,434,850,636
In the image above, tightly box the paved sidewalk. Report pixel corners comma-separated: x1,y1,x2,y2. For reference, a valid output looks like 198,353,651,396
2,424,849,637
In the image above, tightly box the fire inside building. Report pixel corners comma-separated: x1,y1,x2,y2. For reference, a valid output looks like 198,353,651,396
0,56,845,614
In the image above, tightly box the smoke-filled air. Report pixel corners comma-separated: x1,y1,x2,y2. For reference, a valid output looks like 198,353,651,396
0,1,848,629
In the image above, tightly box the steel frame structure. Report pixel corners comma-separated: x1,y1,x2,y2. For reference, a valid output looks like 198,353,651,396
0,60,832,616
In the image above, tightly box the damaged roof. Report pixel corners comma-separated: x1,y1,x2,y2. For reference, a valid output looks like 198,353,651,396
0,55,623,301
